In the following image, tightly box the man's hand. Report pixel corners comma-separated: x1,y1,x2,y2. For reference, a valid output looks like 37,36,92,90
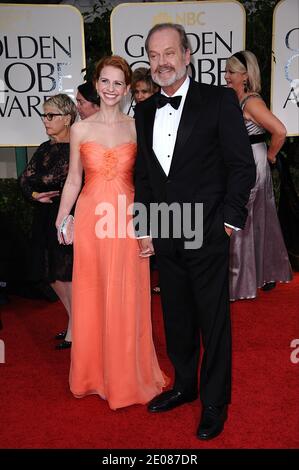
137,237,155,257
267,155,277,164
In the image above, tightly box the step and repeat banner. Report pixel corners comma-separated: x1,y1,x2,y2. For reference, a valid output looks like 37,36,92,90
0,4,85,147
111,1,246,86
0,1,298,146
271,0,299,136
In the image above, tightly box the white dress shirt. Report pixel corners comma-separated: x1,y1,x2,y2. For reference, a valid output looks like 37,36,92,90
152,75,240,232
153,76,190,176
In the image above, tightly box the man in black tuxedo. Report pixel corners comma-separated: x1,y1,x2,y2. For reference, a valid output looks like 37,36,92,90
134,23,256,440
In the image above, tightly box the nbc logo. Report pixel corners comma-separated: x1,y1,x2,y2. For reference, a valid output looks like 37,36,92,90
152,11,205,27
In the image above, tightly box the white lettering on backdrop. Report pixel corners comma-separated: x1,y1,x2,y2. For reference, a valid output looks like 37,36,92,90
272,0,299,136
0,4,85,146
111,1,245,114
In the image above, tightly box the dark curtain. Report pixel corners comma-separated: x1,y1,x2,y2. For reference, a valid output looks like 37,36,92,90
276,154,299,271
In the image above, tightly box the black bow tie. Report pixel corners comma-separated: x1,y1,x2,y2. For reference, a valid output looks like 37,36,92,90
155,94,182,110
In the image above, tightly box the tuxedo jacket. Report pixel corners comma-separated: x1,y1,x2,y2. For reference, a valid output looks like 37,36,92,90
134,78,256,252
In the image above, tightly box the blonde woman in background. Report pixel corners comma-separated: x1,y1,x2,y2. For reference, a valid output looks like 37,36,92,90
225,50,292,301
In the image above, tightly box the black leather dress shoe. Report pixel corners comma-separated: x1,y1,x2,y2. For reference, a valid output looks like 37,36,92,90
148,389,198,413
55,330,67,340
55,340,72,350
197,404,228,440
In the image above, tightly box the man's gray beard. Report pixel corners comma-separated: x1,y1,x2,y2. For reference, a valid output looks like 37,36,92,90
152,65,187,88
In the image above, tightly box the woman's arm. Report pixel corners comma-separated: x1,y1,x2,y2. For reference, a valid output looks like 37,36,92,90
56,124,83,227
19,145,42,201
244,98,286,163
19,142,65,203
128,116,137,142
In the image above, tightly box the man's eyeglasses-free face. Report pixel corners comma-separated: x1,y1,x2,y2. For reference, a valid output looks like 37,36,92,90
40,113,68,121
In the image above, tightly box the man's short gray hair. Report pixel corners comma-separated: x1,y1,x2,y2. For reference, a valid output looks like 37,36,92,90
145,23,190,54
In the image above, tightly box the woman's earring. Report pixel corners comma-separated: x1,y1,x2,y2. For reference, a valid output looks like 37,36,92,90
243,79,248,93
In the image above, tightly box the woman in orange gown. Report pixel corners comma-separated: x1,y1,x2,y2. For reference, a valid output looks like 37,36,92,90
56,56,166,410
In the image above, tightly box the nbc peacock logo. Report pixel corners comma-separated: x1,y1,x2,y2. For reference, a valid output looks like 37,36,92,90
152,11,206,27
152,12,173,26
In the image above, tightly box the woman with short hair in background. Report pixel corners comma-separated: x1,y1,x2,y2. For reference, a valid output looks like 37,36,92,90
19,94,77,349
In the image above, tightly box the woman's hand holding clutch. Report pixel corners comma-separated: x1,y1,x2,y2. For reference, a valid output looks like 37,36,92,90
57,215,74,245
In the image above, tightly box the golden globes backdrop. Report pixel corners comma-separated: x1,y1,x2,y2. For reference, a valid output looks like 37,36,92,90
272,0,299,136
0,4,85,147
110,0,246,113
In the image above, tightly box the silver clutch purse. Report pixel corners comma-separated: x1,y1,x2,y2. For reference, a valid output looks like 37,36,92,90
59,215,74,245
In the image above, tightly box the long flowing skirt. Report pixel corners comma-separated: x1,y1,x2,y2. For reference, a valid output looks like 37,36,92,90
229,142,292,301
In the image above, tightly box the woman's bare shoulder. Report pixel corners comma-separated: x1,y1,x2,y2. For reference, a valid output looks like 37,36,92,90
127,116,136,138
119,114,134,124
70,121,83,134
70,120,88,136
82,112,100,123
70,120,96,144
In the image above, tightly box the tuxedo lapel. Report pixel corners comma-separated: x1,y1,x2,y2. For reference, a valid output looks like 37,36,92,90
169,81,203,176
143,95,168,177
144,99,156,151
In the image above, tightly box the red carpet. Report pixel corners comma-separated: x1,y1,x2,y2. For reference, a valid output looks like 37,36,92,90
0,275,298,449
